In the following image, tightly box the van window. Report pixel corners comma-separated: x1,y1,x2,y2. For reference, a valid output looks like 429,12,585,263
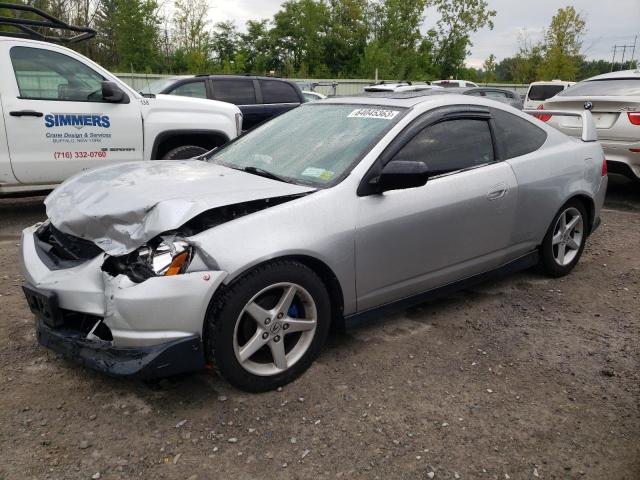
527,84,565,101
213,79,256,105
168,81,207,99
259,80,300,104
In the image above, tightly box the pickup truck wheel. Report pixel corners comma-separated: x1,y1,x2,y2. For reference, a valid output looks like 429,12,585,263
162,145,209,160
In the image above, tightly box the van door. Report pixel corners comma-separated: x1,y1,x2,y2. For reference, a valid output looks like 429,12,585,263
211,78,263,131
2,43,143,184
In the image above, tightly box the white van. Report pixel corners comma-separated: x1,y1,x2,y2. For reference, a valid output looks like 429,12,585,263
524,80,575,110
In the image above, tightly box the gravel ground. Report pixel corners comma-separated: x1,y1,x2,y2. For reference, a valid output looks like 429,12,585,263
0,175,638,480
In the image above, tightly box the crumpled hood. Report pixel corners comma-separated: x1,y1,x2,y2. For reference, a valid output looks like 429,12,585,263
45,161,315,256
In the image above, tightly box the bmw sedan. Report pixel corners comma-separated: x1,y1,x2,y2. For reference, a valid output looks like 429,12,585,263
21,93,608,392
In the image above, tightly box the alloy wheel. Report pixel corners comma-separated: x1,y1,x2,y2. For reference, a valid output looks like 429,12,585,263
233,282,317,376
551,206,584,266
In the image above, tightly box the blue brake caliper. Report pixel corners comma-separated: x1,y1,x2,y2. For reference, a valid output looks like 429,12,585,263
288,303,299,318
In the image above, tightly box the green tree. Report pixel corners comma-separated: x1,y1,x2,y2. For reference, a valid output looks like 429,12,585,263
95,0,161,72
173,0,211,73
538,6,586,80
271,0,330,76
432,0,496,79
239,19,274,74
482,53,496,82
361,0,429,79
211,21,239,70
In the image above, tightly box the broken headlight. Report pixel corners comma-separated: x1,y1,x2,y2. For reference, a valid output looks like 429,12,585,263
102,238,193,283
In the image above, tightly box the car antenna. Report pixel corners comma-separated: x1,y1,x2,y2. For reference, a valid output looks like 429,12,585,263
0,2,96,43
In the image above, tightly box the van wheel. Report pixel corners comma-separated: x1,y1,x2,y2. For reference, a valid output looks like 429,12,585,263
162,145,208,160
205,261,331,392
540,200,588,277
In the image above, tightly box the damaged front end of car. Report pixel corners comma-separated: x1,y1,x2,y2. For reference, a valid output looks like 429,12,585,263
22,189,313,379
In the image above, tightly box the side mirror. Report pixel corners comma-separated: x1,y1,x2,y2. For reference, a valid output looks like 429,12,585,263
101,81,128,103
371,160,429,193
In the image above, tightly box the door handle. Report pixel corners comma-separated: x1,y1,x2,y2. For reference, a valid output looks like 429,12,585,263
487,184,508,201
10,110,43,117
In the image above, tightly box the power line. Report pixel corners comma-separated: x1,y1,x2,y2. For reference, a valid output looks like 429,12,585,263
610,35,637,71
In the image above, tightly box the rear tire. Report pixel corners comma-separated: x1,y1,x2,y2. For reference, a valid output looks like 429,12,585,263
205,261,331,392
162,145,208,160
540,200,588,277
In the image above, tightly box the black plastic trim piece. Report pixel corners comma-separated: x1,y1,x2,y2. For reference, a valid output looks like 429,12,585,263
344,250,540,328
36,319,205,379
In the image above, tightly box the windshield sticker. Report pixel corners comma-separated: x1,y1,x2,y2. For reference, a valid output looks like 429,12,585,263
348,108,399,120
301,167,335,181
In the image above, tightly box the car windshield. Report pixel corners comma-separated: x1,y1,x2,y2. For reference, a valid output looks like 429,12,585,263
528,84,565,101
559,79,640,97
208,104,404,187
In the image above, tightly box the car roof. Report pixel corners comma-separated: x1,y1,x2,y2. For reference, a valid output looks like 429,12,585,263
321,92,473,108
165,74,297,82
585,69,640,81
529,80,574,86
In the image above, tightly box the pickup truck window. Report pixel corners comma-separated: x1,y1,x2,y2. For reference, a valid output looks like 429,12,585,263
10,46,105,102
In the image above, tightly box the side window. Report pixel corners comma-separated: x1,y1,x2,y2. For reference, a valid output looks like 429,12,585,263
259,80,300,104
393,118,495,176
168,81,207,99
10,46,105,102
491,108,547,159
485,90,508,98
212,79,256,105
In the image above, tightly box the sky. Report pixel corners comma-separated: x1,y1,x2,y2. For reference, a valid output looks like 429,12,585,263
204,0,640,69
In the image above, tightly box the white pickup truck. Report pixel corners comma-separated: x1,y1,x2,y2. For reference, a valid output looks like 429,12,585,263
0,37,242,196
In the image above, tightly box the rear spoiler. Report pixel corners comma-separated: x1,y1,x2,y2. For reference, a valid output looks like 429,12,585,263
523,109,597,142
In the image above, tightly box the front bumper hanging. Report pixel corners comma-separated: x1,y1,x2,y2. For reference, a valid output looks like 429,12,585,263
35,318,206,379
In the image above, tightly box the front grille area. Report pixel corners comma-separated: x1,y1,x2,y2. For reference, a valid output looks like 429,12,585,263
59,309,113,341
34,223,103,269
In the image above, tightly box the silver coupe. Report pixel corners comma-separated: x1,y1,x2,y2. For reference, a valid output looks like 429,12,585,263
21,93,608,391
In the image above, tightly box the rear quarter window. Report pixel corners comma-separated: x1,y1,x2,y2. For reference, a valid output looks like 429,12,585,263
491,108,547,159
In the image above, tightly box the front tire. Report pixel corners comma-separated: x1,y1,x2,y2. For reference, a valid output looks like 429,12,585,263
540,200,588,277
205,261,331,392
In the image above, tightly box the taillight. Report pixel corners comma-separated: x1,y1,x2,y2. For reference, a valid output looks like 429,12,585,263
601,158,607,176
628,112,640,125
535,104,552,122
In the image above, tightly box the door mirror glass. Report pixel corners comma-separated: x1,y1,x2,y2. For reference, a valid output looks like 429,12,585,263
102,81,127,103
372,160,429,192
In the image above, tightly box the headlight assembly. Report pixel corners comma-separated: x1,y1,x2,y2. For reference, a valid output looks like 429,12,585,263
102,237,193,283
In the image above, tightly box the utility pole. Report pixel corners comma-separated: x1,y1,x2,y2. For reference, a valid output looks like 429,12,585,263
611,45,617,72
610,38,638,72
